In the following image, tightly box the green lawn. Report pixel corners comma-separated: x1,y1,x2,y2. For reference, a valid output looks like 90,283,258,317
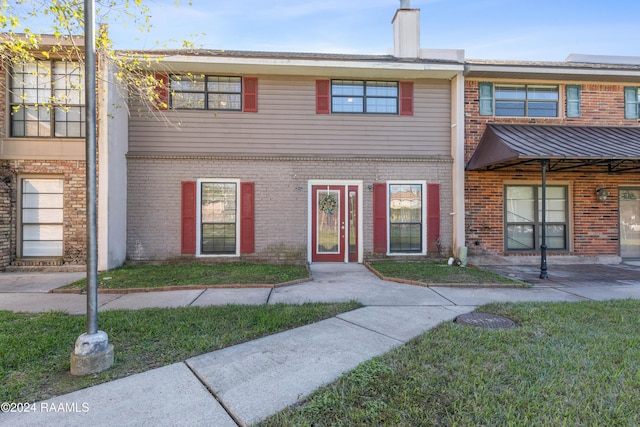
0,302,361,403
261,299,640,426
60,262,310,290
369,261,524,285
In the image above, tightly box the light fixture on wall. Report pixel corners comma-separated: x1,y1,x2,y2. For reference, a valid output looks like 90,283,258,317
596,187,610,202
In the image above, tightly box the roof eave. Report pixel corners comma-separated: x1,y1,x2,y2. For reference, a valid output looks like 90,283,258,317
464,63,640,82
133,53,464,79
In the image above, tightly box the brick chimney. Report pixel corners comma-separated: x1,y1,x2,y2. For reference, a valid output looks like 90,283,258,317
392,0,420,58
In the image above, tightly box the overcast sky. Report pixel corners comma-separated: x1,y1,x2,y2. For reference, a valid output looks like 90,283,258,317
23,0,640,61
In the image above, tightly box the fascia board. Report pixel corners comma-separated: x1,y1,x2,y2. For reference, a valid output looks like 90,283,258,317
148,55,464,79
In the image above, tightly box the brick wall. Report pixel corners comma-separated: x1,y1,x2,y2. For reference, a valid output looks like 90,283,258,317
0,180,10,270
127,156,454,263
4,160,87,265
465,81,640,258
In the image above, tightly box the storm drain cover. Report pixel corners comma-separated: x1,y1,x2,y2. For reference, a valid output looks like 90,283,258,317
455,312,516,329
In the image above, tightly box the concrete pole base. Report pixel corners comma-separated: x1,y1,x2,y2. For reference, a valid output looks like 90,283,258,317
70,331,114,376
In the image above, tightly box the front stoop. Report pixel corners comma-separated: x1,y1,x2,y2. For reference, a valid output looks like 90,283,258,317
6,259,86,272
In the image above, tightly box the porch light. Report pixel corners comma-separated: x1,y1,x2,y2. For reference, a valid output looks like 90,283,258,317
596,187,610,202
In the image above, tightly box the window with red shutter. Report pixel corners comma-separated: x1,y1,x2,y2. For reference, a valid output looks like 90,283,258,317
181,181,197,254
154,73,169,111
243,77,258,112
372,183,388,253
316,80,330,114
427,183,440,252
240,182,255,254
400,81,414,116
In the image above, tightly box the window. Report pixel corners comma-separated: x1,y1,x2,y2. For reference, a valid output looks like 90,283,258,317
21,178,64,257
332,80,398,114
505,185,568,251
170,75,242,110
624,87,639,119
10,60,85,138
198,180,239,255
479,82,559,117
389,183,425,253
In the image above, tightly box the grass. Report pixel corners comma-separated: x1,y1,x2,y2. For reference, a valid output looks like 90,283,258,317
260,299,640,426
0,301,361,403
369,261,523,285
60,262,310,290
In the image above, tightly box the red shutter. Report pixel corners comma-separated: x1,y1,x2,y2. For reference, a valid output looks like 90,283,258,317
181,181,197,254
154,73,169,110
316,80,330,114
427,183,440,253
240,182,255,254
243,77,258,112
399,81,414,116
373,183,387,253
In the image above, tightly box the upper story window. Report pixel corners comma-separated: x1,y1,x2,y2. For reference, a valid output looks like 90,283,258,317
10,60,85,138
624,87,640,119
479,82,559,117
332,80,399,114
170,75,242,110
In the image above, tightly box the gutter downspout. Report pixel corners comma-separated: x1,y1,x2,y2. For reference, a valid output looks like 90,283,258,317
451,72,466,258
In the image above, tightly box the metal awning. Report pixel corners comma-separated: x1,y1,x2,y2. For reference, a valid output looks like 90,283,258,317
466,123,640,280
466,124,640,172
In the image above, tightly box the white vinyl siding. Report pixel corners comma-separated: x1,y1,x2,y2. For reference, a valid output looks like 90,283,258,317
128,77,451,157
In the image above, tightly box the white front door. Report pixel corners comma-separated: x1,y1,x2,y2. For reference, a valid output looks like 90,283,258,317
21,178,64,257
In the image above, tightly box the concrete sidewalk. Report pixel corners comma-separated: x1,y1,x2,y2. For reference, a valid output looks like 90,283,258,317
2,263,640,426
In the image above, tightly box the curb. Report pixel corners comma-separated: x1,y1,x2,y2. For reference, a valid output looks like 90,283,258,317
364,262,529,289
49,277,313,294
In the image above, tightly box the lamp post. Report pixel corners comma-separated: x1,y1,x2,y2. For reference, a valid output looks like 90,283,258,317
539,159,549,279
70,0,114,376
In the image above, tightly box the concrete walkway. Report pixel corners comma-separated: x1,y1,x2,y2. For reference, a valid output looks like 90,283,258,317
1,263,640,426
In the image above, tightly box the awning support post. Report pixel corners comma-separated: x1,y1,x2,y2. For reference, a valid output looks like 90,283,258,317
540,159,548,279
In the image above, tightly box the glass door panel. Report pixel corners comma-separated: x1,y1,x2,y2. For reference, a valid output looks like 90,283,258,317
620,188,640,258
348,187,358,262
316,189,341,254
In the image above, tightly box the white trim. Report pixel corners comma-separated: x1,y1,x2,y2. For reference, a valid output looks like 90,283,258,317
196,178,241,258
152,55,464,80
307,180,363,264
451,73,466,257
387,180,428,256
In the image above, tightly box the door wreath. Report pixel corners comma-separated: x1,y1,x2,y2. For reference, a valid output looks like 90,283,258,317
319,193,337,214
